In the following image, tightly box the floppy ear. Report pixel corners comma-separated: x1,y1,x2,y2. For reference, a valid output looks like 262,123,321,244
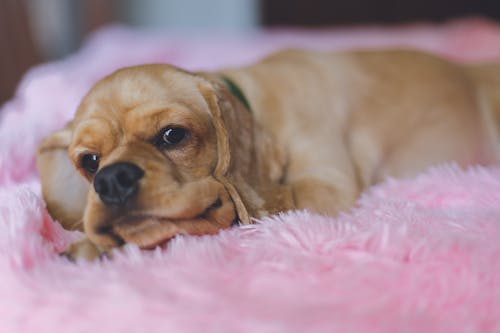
198,78,294,223
37,123,89,230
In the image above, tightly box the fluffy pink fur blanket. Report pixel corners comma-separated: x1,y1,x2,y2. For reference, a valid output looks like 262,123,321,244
1,18,500,332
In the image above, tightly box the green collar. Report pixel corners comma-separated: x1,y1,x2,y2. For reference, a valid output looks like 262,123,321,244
221,76,253,114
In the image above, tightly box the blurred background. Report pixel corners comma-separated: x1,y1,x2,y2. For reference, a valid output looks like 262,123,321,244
2,0,500,104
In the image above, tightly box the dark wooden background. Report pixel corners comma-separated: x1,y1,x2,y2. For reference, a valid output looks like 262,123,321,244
0,0,116,105
0,0,38,105
2,0,500,105
261,0,500,26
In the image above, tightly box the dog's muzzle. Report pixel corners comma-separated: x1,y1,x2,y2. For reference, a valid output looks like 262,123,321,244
93,162,144,206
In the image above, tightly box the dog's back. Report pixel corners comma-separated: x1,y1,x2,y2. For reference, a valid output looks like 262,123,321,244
465,63,500,152
222,49,500,190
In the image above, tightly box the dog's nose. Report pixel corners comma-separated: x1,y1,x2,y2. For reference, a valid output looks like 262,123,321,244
94,162,144,206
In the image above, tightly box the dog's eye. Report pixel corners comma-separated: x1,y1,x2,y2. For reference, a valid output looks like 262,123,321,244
156,127,188,147
81,154,100,174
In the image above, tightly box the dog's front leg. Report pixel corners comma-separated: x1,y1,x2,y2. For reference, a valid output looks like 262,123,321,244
291,176,359,216
63,238,105,261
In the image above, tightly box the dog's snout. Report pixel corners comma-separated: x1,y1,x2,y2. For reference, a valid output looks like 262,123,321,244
94,162,144,206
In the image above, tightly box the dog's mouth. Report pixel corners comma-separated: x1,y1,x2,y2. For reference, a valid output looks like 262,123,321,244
105,197,235,249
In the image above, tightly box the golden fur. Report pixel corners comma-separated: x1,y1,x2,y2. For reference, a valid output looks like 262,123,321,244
37,49,500,259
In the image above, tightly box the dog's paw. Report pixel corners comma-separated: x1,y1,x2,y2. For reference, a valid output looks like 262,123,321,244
61,238,104,262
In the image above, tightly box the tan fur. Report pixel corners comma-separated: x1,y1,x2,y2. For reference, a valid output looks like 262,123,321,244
37,49,500,259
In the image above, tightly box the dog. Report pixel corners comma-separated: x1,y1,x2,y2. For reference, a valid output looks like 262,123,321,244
37,49,500,260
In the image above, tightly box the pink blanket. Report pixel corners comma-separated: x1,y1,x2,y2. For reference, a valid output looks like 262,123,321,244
1,18,500,332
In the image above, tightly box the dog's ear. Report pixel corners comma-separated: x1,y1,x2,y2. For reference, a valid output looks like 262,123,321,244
198,77,293,223
37,123,89,230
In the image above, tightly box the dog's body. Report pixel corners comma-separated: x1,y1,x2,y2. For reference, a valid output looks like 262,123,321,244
38,49,500,259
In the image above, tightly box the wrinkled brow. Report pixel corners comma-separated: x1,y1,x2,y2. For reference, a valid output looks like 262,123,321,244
71,118,119,153
124,102,210,141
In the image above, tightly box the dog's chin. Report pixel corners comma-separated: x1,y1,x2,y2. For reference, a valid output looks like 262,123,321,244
85,181,238,250
112,215,216,249
106,199,237,249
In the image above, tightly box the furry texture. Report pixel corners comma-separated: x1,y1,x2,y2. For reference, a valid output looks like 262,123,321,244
1,18,500,332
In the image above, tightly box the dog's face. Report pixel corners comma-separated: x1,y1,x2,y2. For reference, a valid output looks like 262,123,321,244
38,65,270,250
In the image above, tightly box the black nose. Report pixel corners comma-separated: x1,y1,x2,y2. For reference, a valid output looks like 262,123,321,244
93,162,144,206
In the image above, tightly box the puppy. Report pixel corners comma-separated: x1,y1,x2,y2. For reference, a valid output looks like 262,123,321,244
37,49,500,259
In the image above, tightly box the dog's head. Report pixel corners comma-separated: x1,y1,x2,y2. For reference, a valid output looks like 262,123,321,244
37,65,291,250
